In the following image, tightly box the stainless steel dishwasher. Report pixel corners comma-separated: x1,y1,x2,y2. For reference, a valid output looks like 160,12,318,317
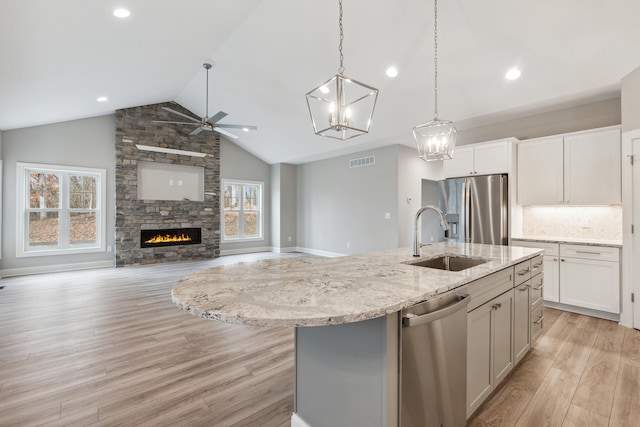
400,292,470,427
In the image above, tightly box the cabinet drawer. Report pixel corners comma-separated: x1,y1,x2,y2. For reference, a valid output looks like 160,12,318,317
467,267,514,312
530,274,544,308
514,260,531,286
530,255,544,277
560,244,619,262
513,240,559,256
531,305,544,344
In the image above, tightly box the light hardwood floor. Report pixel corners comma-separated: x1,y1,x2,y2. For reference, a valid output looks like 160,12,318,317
1,254,638,426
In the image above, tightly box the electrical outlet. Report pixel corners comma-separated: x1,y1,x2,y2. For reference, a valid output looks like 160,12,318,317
169,179,174,185
384,212,391,220
346,242,351,248
288,236,292,242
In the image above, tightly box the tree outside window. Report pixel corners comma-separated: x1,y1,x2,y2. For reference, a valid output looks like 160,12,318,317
223,180,262,240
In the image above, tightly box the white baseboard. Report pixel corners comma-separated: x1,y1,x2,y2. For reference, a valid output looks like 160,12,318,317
291,413,312,427
295,246,346,258
544,301,621,323
1,260,115,278
219,246,274,256
272,246,300,254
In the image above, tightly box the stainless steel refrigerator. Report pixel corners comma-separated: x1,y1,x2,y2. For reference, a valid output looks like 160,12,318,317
437,174,508,245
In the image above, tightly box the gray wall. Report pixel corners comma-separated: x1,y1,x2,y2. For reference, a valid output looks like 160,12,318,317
622,66,640,132
271,163,297,251
457,97,621,144
297,145,398,255
220,138,271,253
1,115,116,274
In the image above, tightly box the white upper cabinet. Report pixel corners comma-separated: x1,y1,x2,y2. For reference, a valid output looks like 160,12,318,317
517,137,564,204
443,139,513,178
517,127,621,205
564,128,621,204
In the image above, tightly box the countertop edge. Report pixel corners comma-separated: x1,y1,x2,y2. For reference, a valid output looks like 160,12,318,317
512,237,622,248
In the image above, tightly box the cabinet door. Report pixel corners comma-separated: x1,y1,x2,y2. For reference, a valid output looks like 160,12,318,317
514,282,530,365
492,290,514,387
443,146,474,178
542,256,559,303
474,141,509,175
564,128,621,204
467,302,493,419
559,257,620,314
517,137,564,204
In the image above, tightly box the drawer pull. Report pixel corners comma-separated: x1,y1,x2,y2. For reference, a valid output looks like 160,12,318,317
576,250,602,255
533,262,543,268
492,303,502,310
519,286,529,292
533,284,544,291
533,316,544,325
517,268,530,276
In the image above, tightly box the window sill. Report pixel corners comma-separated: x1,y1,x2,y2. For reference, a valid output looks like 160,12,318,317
17,245,105,258
222,237,264,244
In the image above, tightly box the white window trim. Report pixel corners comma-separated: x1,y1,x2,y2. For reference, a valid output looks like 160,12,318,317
221,179,264,242
16,162,107,258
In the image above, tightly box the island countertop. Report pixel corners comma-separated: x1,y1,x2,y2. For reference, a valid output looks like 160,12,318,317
171,242,542,327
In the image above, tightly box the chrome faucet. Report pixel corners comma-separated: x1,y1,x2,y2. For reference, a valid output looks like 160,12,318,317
413,205,451,257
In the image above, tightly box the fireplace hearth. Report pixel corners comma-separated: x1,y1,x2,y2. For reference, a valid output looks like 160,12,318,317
140,228,202,248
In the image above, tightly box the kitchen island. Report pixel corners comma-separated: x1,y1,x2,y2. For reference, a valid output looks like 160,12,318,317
172,242,543,427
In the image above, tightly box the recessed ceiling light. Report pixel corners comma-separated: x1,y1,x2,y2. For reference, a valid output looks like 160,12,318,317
386,67,398,78
97,96,108,102
505,68,521,80
113,8,130,18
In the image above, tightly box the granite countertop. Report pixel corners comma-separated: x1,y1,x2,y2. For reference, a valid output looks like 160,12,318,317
171,242,542,328
512,236,622,248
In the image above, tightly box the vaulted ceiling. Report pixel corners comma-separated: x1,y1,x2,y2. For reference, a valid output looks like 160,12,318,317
1,0,639,164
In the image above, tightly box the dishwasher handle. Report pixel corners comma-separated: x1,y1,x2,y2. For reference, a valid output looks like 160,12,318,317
402,294,470,327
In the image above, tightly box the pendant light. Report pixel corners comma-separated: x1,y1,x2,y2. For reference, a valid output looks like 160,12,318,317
305,0,379,140
413,0,457,161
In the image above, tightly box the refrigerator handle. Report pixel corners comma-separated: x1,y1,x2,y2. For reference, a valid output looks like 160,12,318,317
464,180,471,242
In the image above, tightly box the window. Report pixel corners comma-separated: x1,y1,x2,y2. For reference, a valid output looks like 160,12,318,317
222,180,263,241
17,163,106,257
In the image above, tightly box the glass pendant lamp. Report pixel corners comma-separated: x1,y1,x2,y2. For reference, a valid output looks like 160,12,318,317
306,0,379,140
413,0,457,161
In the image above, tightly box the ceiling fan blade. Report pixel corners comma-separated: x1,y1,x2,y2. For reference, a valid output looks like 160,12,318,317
153,120,200,125
207,111,228,125
161,107,201,123
190,126,205,136
213,127,239,139
214,124,258,130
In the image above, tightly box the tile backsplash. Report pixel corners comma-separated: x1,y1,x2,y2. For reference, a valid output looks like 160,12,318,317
522,205,622,241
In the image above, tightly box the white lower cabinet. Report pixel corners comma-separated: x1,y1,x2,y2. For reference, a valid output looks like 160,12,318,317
514,281,531,365
543,255,560,303
467,288,514,418
559,256,620,313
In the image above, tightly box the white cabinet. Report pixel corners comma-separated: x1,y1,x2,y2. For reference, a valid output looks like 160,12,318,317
467,289,514,418
517,137,564,204
443,139,512,178
559,244,620,314
514,281,530,364
517,127,621,205
512,240,560,302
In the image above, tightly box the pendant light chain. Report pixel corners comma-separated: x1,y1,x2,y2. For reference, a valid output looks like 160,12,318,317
338,0,345,74
433,0,439,119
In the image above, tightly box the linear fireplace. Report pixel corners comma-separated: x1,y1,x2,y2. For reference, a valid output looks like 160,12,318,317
140,228,202,248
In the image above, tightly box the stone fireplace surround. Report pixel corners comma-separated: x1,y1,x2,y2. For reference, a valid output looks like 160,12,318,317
115,102,221,266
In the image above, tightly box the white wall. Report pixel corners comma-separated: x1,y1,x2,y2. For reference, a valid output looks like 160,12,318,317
271,163,297,251
220,138,272,254
1,115,116,275
622,67,640,133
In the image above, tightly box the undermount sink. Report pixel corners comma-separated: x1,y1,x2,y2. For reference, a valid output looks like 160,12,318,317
406,255,488,272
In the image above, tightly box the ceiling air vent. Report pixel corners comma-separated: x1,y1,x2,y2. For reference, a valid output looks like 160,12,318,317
349,155,375,168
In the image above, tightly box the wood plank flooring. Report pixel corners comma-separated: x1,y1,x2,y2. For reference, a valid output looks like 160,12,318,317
1,254,639,426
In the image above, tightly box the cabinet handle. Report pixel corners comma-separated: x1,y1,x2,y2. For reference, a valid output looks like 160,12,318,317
533,284,544,291
576,250,602,255
552,258,558,262
534,316,545,325
492,303,502,310
533,262,543,268
519,286,529,292
517,268,530,276
561,259,565,262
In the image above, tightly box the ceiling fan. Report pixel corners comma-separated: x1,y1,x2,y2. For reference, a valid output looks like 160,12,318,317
153,62,257,139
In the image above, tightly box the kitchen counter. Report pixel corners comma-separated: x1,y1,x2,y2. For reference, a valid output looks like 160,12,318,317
512,236,622,248
172,242,542,327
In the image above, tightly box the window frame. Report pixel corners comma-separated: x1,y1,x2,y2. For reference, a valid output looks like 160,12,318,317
221,179,264,242
16,162,106,257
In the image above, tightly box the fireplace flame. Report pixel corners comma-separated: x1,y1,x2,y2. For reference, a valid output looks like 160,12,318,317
145,233,193,244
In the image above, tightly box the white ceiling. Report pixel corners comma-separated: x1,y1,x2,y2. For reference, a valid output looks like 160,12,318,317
1,0,639,164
